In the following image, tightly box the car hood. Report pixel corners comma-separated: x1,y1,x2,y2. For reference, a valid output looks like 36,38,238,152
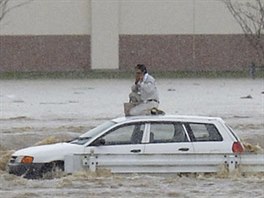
13,143,84,163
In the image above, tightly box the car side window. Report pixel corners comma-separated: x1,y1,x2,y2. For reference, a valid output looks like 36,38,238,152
173,123,188,142
149,122,188,143
99,123,144,145
187,123,223,142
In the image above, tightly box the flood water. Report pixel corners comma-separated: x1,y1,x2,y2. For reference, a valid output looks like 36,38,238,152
0,79,263,197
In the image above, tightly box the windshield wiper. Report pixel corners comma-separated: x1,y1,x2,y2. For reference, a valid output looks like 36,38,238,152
78,137,90,140
70,137,91,144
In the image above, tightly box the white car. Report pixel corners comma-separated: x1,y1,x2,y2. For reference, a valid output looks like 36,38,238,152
8,115,244,178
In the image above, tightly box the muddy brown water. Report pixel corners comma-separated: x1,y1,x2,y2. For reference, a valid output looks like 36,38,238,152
0,79,263,197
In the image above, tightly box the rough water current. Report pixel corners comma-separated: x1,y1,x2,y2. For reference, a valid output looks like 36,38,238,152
0,79,263,197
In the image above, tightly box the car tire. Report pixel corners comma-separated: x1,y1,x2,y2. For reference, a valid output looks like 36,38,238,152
41,161,64,179
24,161,64,179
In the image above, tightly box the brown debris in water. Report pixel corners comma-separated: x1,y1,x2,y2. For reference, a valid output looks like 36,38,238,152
0,150,14,171
57,125,87,133
34,135,71,146
243,142,263,153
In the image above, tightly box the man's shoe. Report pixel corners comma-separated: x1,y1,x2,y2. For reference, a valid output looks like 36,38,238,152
151,108,165,115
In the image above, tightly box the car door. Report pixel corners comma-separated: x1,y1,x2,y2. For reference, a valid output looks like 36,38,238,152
144,122,195,154
85,122,146,155
184,122,228,153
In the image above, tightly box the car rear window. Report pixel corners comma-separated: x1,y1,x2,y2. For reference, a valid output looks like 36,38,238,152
186,123,223,142
226,125,240,141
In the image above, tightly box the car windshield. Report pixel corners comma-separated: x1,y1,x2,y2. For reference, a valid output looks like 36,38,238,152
70,121,116,145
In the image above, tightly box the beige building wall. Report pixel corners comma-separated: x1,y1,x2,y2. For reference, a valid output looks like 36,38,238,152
0,0,91,35
0,0,259,72
0,0,242,35
119,0,242,35
194,0,242,34
91,0,119,69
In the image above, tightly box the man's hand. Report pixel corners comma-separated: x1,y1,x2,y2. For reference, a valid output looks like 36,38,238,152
135,76,140,84
135,72,144,84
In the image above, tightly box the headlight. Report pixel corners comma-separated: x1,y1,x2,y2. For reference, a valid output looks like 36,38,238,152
20,156,34,164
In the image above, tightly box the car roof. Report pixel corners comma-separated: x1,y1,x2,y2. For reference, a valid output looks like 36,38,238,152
112,115,223,124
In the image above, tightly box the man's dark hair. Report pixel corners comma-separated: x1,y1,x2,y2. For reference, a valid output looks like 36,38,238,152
135,64,147,74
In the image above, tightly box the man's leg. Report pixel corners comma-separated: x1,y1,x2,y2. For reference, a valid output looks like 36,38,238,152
129,101,158,116
129,92,141,104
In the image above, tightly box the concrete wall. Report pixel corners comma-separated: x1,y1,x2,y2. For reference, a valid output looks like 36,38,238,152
0,0,91,72
0,0,242,35
91,0,119,69
0,0,91,35
119,0,242,34
118,0,254,72
0,0,261,72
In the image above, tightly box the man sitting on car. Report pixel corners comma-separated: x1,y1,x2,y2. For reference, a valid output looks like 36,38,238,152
125,64,164,116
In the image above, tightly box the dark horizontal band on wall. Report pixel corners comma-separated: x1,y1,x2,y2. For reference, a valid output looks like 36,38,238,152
0,34,263,72
119,34,263,72
0,35,91,72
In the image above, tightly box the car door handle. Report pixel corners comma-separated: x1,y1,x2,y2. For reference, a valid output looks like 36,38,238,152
130,149,141,153
178,148,189,151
